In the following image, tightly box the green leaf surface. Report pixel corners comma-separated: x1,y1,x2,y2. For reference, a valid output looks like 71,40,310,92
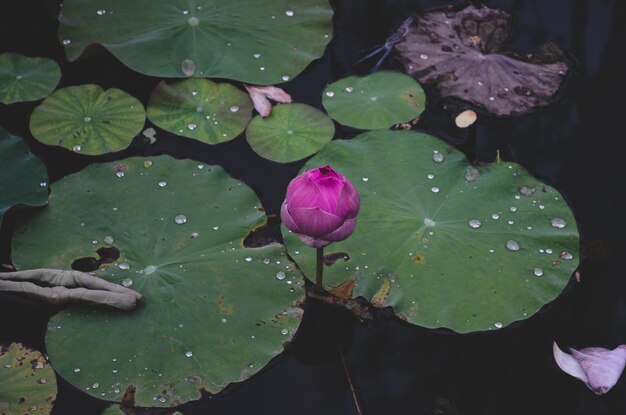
58,0,333,84
0,343,57,415
0,53,61,105
322,71,425,130
0,127,48,229
245,103,334,163
147,79,253,145
283,130,579,333
29,84,146,155
11,157,304,407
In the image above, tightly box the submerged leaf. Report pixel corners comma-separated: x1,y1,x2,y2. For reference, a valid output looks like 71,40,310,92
0,53,61,104
553,342,626,395
0,127,48,229
394,5,568,116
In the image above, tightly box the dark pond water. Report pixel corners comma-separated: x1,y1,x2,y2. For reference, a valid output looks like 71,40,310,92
1,0,625,414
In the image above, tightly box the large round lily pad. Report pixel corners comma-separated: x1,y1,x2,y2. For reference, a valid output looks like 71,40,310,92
58,0,333,84
282,130,579,333
12,157,304,407
245,103,335,163
147,79,253,145
322,71,425,129
29,84,146,155
0,53,61,104
0,343,57,414
0,127,48,229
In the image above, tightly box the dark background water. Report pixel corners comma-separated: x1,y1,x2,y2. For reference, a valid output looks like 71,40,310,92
1,0,625,414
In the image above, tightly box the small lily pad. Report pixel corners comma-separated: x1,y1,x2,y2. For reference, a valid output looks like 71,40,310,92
0,343,57,415
29,84,146,155
58,0,333,84
245,103,335,163
12,156,304,407
322,71,425,129
0,53,61,104
283,130,579,333
147,79,253,145
0,127,48,229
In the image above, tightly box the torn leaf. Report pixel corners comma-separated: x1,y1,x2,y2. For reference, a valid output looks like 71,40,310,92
245,85,292,117
553,341,626,395
394,5,568,116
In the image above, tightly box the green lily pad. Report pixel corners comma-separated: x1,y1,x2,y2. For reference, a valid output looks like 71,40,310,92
245,103,335,163
0,53,61,104
58,0,333,84
0,127,48,229
283,130,579,333
29,84,146,155
12,156,304,407
147,79,253,145
322,71,425,130
0,343,57,414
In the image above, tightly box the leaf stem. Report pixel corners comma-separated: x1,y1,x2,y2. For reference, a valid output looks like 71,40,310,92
316,247,324,288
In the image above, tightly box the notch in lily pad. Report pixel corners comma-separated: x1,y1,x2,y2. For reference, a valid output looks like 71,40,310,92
0,53,61,104
283,129,579,333
147,79,253,145
29,84,146,155
246,103,335,163
322,71,425,130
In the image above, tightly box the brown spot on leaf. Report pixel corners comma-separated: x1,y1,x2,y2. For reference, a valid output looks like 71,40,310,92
371,279,392,307
412,252,426,264
329,277,356,299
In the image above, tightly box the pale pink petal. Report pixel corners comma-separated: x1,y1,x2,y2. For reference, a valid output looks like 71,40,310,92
571,345,626,395
553,342,588,383
323,218,357,242
245,85,272,117
553,341,626,395
261,86,292,103
244,85,292,117
289,206,344,237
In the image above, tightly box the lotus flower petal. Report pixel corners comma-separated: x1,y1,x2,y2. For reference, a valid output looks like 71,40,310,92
280,201,302,234
334,181,360,219
322,218,357,242
289,206,344,238
553,341,626,395
245,85,292,117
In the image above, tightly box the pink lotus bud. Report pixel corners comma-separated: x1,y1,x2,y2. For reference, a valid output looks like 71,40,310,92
553,341,626,395
281,165,360,248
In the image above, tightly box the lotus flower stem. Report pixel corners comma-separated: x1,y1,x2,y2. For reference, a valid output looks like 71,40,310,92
316,247,324,287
